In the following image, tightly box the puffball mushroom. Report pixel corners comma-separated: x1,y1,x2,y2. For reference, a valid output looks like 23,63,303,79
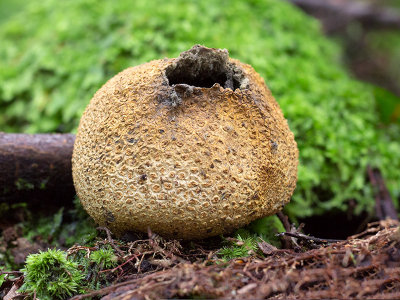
72,45,298,239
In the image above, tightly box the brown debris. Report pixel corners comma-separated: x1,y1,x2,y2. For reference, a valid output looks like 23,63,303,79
1,274,24,300
72,220,400,299
10,238,46,265
0,225,47,265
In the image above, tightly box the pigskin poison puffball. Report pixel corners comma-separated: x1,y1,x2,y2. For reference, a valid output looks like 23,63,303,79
72,45,298,239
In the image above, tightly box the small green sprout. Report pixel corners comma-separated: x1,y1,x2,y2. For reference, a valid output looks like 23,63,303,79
14,178,34,191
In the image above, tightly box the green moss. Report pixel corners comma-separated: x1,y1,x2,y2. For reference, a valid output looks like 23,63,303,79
89,246,118,269
19,245,120,298
20,249,85,300
218,215,285,260
218,235,258,261
0,0,399,217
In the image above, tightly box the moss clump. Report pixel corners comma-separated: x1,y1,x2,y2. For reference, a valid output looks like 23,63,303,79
20,249,84,300
0,0,399,217
89,246,118,269
19,246,119,299
218,235,259,261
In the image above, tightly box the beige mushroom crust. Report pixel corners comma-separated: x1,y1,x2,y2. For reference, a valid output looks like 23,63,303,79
72,56,298,239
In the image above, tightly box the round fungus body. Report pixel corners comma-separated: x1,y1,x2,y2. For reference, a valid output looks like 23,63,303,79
72,45,299,239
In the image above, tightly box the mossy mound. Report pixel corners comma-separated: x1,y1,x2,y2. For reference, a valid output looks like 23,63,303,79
0,0,399,217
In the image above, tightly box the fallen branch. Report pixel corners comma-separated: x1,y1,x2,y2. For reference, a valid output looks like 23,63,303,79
277,232,343,244
0,133,76,207
288,0,400,32
276,211,293,249
367,166,399,221
277,212,291,232
0,271,23,276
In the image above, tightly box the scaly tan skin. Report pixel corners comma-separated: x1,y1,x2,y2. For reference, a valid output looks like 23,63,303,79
72,45,298,239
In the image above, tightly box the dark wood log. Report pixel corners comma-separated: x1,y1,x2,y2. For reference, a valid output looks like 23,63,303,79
0,133,76,208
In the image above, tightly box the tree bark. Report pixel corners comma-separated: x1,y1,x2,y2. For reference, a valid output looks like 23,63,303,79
0,133,76,208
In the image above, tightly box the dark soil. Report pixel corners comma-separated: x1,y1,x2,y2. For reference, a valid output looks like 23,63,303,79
300,210,370,240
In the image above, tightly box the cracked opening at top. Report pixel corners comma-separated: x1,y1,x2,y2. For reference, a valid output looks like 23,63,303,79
165,45,248,90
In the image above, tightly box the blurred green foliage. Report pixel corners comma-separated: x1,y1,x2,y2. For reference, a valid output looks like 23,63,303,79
374,87,400,125
379,0,400,10
0,0,25,25
0,0,399,218
22,198,97,248
367,30,400,124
